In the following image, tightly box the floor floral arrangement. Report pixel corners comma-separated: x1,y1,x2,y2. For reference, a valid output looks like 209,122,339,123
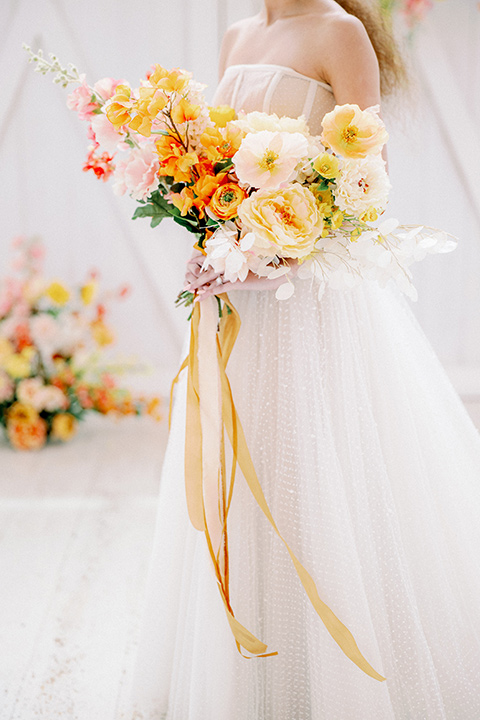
380,0,443,31
0,236,161,451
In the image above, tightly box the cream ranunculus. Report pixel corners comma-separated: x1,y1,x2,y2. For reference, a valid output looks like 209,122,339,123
233,130,309,190
238,184,324,259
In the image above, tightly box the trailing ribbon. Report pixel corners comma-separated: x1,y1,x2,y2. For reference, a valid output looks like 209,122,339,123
170,293,386,681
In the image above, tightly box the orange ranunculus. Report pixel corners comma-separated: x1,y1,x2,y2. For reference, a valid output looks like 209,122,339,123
7,416,47,451
208,105,236,128
170,187,195,216
106,84,133,130
51,413,78,442
170,98,201,125
200,125,244,162
209,183,247,220
148,65,190,94
192,172,227,218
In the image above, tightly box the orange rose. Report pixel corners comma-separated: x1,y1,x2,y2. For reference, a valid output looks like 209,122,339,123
7,416,47,451
209,183,247,220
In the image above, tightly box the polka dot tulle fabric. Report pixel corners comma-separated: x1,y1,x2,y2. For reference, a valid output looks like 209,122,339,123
125,68,480,719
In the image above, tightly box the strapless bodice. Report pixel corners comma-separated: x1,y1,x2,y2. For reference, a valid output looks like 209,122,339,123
212,64,336,135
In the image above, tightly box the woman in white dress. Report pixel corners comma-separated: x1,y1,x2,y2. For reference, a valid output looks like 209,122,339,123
127,1,480,718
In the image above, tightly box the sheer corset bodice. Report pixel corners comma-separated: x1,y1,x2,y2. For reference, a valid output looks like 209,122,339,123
212,64,336,134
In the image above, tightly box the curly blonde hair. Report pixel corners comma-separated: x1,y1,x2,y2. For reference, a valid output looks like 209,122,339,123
336,0,408,95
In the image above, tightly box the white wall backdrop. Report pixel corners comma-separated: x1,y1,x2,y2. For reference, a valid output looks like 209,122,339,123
1,0,479,395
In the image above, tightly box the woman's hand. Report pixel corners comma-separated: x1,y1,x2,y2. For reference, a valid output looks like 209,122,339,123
183,249,298,302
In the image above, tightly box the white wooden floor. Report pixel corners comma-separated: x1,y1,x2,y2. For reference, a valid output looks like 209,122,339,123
1,401,480,720
0,414,168,720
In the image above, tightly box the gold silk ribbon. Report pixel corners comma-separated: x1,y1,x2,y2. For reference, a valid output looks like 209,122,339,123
170,293,386,681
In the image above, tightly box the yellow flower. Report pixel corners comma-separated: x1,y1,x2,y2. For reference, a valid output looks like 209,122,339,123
8,402,39,423
149,66,190,94
106,84,133,130
80,281,97,305
169,187,194,216
321,104,388,159
360,207,379,223
350,227,363,242
330,209,345,229
208,105,236,128
170,98,202,125
46,281,70,305
0,337,14,362
238,185,324,259
313,152,340,179
91,319,114,346
51,413,78,442
209,183,247,220
128,87,168,137
4,353,31,379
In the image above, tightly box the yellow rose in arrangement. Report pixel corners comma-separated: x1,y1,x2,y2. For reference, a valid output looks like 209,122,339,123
321,104,388,159
51,413,78,442
46,281,70,305
3,353,31,379
312,152,340,179
8,402,39,424
238,184,324,259
208,105,236,128
209,183,248,220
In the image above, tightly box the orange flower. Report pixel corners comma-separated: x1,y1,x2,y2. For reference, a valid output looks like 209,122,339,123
155,136,199,183
7,416,47,451
209,183,247,220
171,98,201,125
146,397,162,421
192,172,227,218
51,413,78,442
200,125,244,162
106,85,133,130
170,187,195,216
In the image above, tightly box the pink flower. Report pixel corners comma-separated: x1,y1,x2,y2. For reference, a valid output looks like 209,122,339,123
29,313,61,351
36,385,69,412
90,112,122,154
83,147,115,182
112,144,160,201
16,377,44,409
93,77,124,101
67,75,99,121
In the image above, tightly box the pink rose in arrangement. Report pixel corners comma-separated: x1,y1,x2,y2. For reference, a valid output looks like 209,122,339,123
16,377,44,410
67,75,99,120
36,385,69,412
29,313,60,352
113,144,160,201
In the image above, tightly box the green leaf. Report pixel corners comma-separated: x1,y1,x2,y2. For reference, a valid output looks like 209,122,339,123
214,159,234,174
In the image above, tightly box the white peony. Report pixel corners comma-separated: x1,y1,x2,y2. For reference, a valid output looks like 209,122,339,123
333,155,391,216
233,111,310,136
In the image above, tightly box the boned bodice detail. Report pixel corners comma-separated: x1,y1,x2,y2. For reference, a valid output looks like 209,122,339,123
212,64,336,136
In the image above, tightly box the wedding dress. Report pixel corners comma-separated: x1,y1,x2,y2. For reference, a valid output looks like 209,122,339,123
126,64,480,720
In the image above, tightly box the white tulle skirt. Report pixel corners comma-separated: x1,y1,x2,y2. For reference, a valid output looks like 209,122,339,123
126,278,480,720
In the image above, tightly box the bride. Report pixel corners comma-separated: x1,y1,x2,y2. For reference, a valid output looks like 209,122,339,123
126,1,480,718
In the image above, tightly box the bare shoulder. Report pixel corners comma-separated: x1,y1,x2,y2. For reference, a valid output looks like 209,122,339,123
218,16,259,79
309,11,381,107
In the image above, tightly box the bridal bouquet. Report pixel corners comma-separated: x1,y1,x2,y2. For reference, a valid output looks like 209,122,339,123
0,236,161,451
23,46,456,307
